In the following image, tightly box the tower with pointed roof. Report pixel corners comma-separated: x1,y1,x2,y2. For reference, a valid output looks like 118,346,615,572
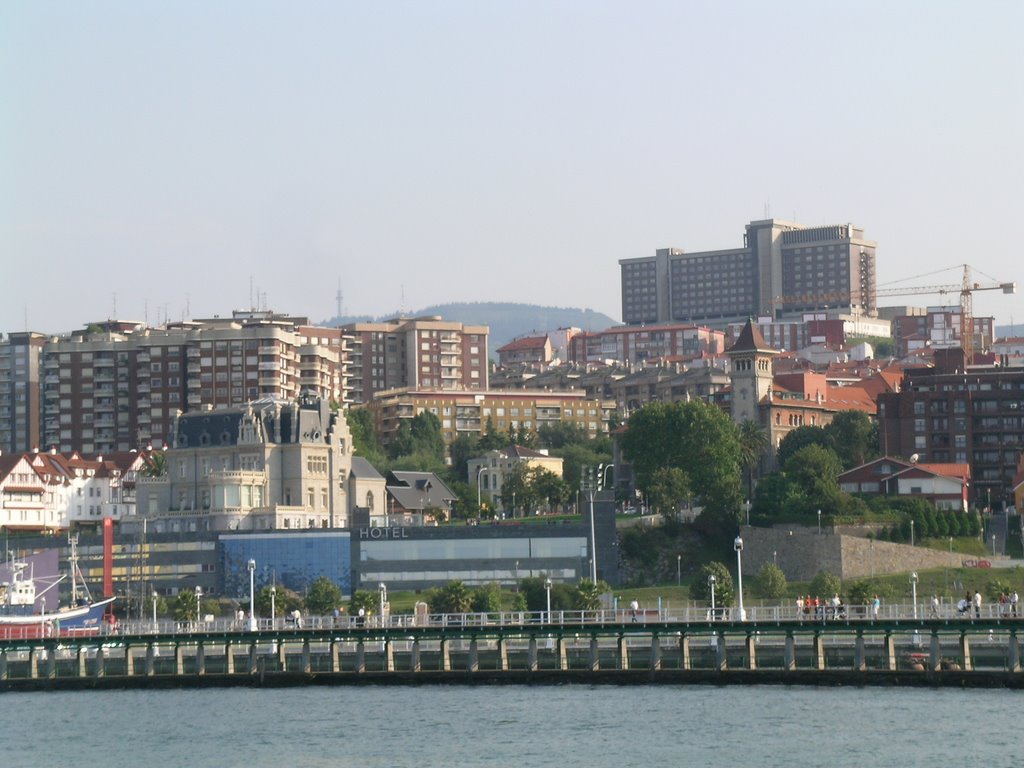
726,318,779,426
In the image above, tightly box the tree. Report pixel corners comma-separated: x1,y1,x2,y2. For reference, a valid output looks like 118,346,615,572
645,466,690,516
782,444,844,515
348,590,377,617
255,585,302,619
776,425,829,468
305,576,343,616
528,466,570,511
809,571,842,600
619,400,743,530
346,408,387,468
574,579,604,611
141,451,168,478
689,562,734,606
427,580,473,613
737,419,769,499
554,443,611,496
448,434,481,484
470,582,502,613
410,411,446,462
755,563,788,599
538,421,590,450
823,411,878,470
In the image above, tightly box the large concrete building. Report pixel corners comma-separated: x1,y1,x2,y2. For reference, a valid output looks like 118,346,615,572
0,332,47,455
620,219,877,328
343,316,488,405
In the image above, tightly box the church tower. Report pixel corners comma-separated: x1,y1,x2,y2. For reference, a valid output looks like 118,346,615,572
726,319,778,426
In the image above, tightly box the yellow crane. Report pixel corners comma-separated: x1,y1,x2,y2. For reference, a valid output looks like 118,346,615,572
876,264,1016,362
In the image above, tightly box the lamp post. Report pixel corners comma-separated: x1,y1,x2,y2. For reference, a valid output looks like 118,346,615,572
910,519,915,547
544,577,552,623
247,558,257,631
378,582,387,627
476,465,485,518
734,536,746,621
677,554,681,586
195,586,203,629
910,572,919,620
270,585,277,630
817,509,822,534
992,534,997,557
152,591,158,630
745,499,751,526
709,574,717,620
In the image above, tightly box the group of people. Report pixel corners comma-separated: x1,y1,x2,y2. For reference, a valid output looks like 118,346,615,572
795,594,847,620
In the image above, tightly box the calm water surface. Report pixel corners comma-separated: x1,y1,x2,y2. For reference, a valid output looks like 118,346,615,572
5,685,1018,767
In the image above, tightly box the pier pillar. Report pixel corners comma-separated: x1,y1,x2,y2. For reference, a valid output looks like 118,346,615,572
175,644,185,676
617,635,630,670
650,635,662,671
784,632,796,671
78,646,87,677
1009,630,1021,673
45,647,56,679
410,640,421,673
0,650,7,680
195,643,206,676
884,633,897,671
468,639,479,672
679,633,691,671
29,648,40,679
277,639,287,672
528,637,538,671
497,638,508,671
93,647,105,678
146,644,156,676
555,636,567,671
854,632,866,672
813,632,825,671
301,640,311,674
225,642,235,675
744,633,757,671
383,639,394,673
355,640,366,673
440,639,451,672
589,636,600,671
929,632,942,672
960,633,973,672
329,640,341,673
248,643,258,675
714,632,727,671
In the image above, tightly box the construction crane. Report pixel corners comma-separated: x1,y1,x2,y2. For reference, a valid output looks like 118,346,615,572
876,264,1016,362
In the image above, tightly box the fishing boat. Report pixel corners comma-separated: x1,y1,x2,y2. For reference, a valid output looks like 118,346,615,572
0,538,115,640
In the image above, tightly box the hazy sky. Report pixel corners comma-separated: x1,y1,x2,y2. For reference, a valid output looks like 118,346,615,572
3,1,1022,334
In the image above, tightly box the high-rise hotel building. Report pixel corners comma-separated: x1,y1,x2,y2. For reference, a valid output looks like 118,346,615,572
620,219,877,328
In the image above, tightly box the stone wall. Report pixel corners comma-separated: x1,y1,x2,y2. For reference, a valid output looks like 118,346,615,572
740,524,969,582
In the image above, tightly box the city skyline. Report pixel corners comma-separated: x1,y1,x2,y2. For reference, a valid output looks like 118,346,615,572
3,2,1022,334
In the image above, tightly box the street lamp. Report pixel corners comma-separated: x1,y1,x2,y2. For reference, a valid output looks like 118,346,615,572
378,582,388,627
677,554,681,586
544,577,552,623
152,591,158,630
195,585,203,629
247,558,257,631
817,509,822,534
270,584,277,630
709,574,717,620
734,536,746,622
745,499,751,526
992,534,997,557
910,519,915,547
476,465,485,518
910,572,919,620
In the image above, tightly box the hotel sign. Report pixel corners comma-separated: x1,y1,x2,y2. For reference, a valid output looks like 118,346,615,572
358,527,410,540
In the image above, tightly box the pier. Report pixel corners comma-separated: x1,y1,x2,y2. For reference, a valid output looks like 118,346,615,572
4,609,1024,691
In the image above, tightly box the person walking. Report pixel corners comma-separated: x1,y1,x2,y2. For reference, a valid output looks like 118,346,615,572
973,590,982,619
930,595,940,618
1012,590,1019,618
871,595,881,621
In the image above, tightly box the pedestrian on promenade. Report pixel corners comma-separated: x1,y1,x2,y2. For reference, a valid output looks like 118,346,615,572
930,596,940,618
630,598,639,623
1012,590,1019,618
796,595,804,621
871,595,880,620
974,590,982,619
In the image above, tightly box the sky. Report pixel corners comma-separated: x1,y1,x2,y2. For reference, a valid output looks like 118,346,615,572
2,1,1022,335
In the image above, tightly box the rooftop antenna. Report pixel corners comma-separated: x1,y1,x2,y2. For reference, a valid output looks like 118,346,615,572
112,292,117,319
144,299,149,326
185,293,190,319
336,279,344,319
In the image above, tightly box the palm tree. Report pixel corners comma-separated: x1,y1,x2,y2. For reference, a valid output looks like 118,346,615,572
738,419,769,501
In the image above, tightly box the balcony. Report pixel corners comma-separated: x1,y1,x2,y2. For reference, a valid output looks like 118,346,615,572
258,361,280,371
187,393,203,405
187,347,201,358
187,379,201,389
187,362,201,374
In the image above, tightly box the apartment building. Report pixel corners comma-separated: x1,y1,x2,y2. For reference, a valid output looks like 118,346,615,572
567,323,725,366
343,316,488,405
892,307,996,359
0,332,46,455
364,388,615,449
878,349,1024,511
7,311,346,455
468,446,565,516
620,219,877,328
